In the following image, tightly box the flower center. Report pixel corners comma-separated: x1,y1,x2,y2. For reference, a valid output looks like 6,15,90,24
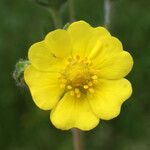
59,55,98,98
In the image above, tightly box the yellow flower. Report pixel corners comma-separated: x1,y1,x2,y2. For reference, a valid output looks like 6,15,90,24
24,21,133,131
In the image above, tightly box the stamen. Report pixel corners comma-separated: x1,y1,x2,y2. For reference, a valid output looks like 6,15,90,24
61,79,67,84
89,88,95,93
83,85,89,89
67,85,72,90
76,92,81,98
59,55,99,97
74,88,80,94
60,84,65,88
88,82,93,87
93,79,98,84
91,75,98,80
70,90,75,96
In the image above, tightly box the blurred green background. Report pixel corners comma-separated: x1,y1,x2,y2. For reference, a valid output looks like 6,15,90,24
0,0,150,149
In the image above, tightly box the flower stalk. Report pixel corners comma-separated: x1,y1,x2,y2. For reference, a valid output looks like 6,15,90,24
72,128,84,150
68,0,75,22
35,0,63,28
49,8,63,28
104,0,112,29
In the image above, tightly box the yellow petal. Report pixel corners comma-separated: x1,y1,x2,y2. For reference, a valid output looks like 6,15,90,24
28,41,63,71
88,78,132,120
87,27,111,57
94,26,111,37
50,93,99,130
90,36,123,60
24,65,64,110
45,29,72,58
67,20,93,56
95,51,133,79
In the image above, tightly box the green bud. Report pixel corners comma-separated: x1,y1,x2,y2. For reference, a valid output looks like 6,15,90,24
63,22,70,30
13,59,30,86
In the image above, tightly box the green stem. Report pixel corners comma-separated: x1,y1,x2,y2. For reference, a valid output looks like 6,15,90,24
49,8,63,28
104,0,112,29
68,0,75,22
71,128,84,150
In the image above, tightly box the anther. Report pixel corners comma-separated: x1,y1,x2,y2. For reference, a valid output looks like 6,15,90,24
89,88,95,93
93,79,98,84
91,75,98,80
70,90,75,96
74,88,80,94
67,85,72,90
83,85,89,89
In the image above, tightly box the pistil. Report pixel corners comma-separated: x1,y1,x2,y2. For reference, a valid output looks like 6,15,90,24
59,55,98,98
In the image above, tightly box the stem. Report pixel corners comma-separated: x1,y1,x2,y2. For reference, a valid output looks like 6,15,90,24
68,0,75,22
35,0,49,7
104,0,112,29
71,128,84,150
49,8,63,28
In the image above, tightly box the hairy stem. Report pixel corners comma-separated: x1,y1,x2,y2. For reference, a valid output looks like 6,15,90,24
49,8,62,28
104,0,112,29
71,128,84,150
68,0,75,22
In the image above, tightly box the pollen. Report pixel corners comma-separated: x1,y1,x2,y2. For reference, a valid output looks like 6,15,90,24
83,85,89,89
58,55,98,98
67,85,72,90
91,75,98,80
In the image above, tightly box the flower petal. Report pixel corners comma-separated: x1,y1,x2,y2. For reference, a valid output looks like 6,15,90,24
28,41,63,72
50,93,99,130
90,36,123,60
88,78,132,120
86,27,111,57
94,26,111,37
45,29,72,58
24,65,64,110
67,20,93,56
95,51,133,79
